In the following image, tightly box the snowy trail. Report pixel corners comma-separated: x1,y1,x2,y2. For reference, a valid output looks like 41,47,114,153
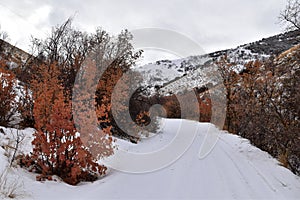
5,119,300,199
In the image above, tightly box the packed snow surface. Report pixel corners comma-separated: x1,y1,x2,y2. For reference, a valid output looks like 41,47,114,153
0,119,299,199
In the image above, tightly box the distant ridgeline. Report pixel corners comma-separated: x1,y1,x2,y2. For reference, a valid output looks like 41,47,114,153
209,29,300,59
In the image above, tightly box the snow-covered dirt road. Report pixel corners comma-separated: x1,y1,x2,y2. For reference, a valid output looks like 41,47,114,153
1,119,300,199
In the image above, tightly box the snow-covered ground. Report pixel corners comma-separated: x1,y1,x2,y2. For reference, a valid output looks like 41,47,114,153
0,119,300,199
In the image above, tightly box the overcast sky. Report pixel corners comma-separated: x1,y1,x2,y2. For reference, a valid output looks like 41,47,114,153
0,0,288,62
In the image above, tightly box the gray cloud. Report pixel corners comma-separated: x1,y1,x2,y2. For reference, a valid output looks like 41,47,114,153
0,0,287,55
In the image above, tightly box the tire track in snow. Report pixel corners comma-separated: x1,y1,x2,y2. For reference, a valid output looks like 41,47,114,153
217,141,256,198
218,137,278,194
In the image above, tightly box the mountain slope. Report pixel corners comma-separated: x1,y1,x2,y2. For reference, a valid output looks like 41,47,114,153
135,30,300,96
209,29,300,58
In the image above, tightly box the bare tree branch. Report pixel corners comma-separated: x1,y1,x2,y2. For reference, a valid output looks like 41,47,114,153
279,0,300,31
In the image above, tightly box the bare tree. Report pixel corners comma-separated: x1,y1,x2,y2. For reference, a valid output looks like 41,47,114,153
9,130,25,167
0,25,9,53
279,0,300,31
0,25,9,41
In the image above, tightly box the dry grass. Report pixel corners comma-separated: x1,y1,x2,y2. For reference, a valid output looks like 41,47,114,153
278,151,289,168
0,168,23,199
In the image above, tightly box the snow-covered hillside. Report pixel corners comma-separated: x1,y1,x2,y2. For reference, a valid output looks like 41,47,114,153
134,56,212,96
1,119,299,199
134,30,300,96
134,46,264,96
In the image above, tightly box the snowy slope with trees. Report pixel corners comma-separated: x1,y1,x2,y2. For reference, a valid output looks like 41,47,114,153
134,29,300,96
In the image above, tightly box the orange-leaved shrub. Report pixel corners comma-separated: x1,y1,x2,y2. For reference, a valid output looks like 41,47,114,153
22,62,110,185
